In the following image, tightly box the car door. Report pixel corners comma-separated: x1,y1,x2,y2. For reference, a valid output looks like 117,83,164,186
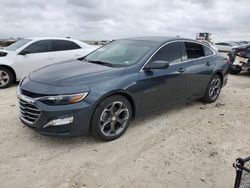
138,41,187,112
182,41,215,101
52,40,82,63
14,40,55,78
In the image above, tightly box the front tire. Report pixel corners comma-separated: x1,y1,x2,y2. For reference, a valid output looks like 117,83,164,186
0,67,14,89
91,95,132,141
203,74,222,103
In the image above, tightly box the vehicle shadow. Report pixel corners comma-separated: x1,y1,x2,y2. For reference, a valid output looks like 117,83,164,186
236,71,250,77
35,100,205,146
130,101,202,127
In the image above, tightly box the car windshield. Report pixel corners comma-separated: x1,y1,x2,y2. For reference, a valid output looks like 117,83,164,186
4,39,32,51
85,40,156,67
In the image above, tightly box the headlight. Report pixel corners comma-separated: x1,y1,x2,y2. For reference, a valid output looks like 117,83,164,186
39,92,89,105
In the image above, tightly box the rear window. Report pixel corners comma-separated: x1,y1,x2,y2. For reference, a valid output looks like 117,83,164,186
184,42,204,59
53,40,81,51
215,42,231,46
204,46,214,56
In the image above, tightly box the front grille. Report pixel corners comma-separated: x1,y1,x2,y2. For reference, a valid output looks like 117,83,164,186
19,99,41,124
21,89,46,98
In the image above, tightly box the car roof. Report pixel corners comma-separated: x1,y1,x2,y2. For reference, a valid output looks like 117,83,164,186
26,37,76,41
120,36,196,44
24,37,91,48
235,44,250,49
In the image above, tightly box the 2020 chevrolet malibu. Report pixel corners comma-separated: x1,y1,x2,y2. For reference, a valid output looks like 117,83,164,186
0,37,96,88
17,36,230,141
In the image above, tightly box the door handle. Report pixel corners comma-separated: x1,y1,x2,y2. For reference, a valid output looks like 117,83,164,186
206,62,212,66
177,68,186,73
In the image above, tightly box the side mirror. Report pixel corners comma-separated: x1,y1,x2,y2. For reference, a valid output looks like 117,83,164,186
144,61,169,70
19,50,30,55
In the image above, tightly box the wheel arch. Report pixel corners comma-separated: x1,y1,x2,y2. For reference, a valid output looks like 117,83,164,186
94,90,136,118
89,90,137,133
0,65,16,82
214,71,224,84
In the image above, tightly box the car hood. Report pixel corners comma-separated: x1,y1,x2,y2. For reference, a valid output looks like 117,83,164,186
29,60,127,86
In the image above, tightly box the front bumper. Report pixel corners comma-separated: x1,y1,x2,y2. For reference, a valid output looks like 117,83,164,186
18,90,94,137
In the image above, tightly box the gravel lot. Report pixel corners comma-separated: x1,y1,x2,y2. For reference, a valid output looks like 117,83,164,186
0,72,250,188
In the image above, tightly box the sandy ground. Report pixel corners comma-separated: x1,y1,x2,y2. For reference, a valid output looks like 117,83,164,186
0,72,250,188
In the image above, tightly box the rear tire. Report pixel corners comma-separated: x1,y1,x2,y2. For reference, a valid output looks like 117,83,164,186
91,95,132,141
229,65,242,74
203,74,222,103
0,67,14,89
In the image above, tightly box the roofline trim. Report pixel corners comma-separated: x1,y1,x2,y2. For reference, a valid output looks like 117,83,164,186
140,39,216,72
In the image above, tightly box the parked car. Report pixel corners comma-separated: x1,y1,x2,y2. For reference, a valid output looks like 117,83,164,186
0,37,96,88
228,44,250,74
17,37,230,141
215,42,239,52
238,41,249,45
229,41,242,46
200,40,218,52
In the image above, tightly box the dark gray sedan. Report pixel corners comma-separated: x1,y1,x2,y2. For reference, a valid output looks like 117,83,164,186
17,36,230,141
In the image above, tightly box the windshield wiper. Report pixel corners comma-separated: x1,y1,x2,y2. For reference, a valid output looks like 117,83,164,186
86,60,114,67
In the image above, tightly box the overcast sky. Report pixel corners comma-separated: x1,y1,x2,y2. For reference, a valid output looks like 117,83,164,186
0,0,249,42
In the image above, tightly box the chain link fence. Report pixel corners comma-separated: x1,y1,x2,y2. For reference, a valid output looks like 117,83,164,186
234,157,250,188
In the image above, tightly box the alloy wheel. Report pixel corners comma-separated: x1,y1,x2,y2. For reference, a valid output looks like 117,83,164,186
99,101,130,137
0,70,10,87
208,78,221,101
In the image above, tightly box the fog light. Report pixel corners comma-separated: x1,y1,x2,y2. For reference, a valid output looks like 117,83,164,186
43,117,74,128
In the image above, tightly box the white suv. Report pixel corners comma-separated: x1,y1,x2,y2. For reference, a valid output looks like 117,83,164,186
0,37,96,88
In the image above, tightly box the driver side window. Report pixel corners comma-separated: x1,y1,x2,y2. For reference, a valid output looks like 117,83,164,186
22,40,52,54
149,42,182,64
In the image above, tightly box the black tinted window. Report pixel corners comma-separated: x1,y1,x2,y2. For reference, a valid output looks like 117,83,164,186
204,46,214,56
53,40,81,51
24,40,51,54
150,42,181,64
246,46,250,52
215,42,230,46
184,42,204,59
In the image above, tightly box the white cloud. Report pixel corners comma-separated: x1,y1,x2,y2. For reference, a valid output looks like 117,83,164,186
0,0,249,42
